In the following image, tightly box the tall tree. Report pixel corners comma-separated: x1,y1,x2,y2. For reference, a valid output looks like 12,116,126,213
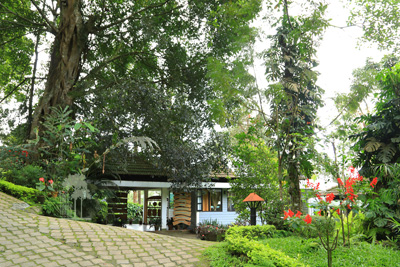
0,0,261,139
1,0,262,187
351,58,400,231
261,0,328,210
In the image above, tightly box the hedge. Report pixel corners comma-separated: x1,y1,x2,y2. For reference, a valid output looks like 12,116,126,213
0,180,41,202
224,225,306,267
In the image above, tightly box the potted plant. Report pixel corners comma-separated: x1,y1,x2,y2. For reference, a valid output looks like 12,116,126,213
149,217,162,231
167,217,174,230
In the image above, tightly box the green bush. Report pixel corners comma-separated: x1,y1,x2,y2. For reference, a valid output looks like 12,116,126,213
42,197,61,217
203,242,249,267
91,200,108,224
221,225,304,266
9,164,44,188
224,233,305,266
0,180,42,203
42,197,76,218
127,202,143,220
226,225,276,240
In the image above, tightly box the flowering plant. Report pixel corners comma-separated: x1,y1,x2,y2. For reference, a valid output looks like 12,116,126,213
196,223,227,241
301,167,379,267
36,177,55,192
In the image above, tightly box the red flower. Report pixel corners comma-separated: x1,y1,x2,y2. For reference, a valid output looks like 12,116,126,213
283,209,294,220
295,211,302,218
347,204,351,210
303,214,312,224
336,209,340,215
370,177,378,188
39,177,45,183
325,193,335,203
317,210,322,216
283,210,289,220
337,178,344,186
288,209,294,217
48,179,53,184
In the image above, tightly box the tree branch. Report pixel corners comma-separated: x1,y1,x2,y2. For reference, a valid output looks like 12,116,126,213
0,34,28,47
29,0,58,34
0,3,46,28
0,78,29,104
283,0,294,30
93,0,172,33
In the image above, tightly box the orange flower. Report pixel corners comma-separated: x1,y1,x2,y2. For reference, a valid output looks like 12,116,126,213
337,178,344,186
39,177,45,183
295,211,302,218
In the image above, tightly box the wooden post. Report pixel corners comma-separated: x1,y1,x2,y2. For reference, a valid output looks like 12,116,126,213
144,189,148,224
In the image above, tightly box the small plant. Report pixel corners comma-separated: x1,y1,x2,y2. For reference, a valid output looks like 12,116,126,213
196,220,227,241
36,177,55,192
149,217,162,230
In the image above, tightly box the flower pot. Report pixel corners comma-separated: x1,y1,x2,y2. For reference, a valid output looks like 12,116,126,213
51,191,58,198
168,224,174,231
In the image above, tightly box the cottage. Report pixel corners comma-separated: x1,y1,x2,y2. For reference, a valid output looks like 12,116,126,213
106,158,238,230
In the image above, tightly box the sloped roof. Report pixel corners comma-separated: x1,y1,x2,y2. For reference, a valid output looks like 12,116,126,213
109,157,167,177
109,157,235,180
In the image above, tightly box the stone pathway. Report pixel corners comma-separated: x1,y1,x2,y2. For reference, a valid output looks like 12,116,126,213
0,192,212,266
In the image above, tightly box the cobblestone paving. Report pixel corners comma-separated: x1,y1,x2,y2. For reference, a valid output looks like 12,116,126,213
0,193,212,266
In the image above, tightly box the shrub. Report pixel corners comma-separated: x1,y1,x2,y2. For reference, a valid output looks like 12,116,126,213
91,200,108,224
11,165,45,188
0,180,42,203
42,197,61,217
224,227,305,267
196,219,227,241
226,225,276,240
127,202,143,221
42,197,76,218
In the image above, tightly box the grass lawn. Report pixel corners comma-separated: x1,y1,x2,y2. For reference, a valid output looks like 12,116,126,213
262,236,400,267
204,236,400,267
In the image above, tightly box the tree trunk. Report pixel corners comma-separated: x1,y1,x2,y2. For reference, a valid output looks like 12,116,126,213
288,147,301,211
29,0,86,139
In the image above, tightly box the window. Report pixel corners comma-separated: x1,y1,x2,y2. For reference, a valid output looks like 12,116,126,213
227,191,235,212
197,189,222,211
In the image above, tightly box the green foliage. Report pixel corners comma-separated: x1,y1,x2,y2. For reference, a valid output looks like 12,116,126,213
351,60,400,238
203,242,248,267
224,228,305,267
197,220,227,241
349,0,400,50
230,128,283,225
333,211,366,242
91,200,108,224
41,197,61,217
0,180,41,203
9,164,44,189
264,236,400,267
226,225,276,241
127,203,143,221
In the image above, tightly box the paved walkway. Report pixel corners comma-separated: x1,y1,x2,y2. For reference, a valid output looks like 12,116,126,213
0,192,212,266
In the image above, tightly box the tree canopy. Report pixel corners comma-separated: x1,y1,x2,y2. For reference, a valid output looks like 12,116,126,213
0,0,262,187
